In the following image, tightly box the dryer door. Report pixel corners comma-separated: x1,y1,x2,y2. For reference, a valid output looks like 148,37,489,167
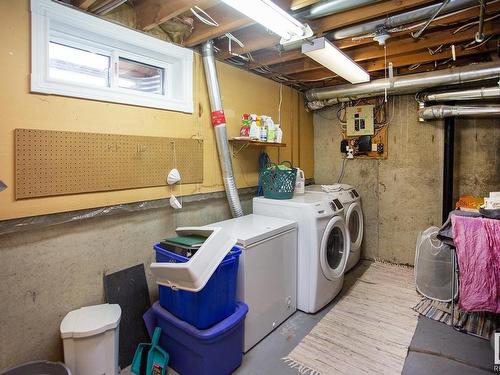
320,216,350,280
346,202,363,253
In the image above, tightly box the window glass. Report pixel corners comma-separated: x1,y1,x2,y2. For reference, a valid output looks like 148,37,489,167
49,42,110,87
118,57,164,95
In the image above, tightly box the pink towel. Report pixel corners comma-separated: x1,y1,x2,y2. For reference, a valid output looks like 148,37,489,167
452,215,500,313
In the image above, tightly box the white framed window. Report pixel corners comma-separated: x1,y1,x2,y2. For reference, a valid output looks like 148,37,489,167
31,0,193,113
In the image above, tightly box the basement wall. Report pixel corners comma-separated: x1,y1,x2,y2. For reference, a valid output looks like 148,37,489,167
0,193,253,369
314,95,499,265
0,0,313,220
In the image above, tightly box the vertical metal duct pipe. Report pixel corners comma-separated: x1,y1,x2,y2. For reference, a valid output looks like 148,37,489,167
442,116,455,223
201,40,244,218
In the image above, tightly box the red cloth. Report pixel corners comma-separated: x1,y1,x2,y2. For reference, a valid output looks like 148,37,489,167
452,215,500,313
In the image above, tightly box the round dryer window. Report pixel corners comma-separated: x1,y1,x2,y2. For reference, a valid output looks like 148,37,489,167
320,217,349,280
347,202,363,251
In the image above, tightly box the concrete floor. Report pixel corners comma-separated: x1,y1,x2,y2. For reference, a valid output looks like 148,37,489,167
124,261,496,374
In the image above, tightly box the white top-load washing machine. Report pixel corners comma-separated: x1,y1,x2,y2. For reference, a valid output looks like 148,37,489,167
253,195,349,313
306,184,363,272
204,214,297,352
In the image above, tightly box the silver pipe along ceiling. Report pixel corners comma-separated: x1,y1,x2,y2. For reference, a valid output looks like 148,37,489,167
421,87,500,102
305,62,500,110
327,0,478,40
201,40,244,218
419,105,500,119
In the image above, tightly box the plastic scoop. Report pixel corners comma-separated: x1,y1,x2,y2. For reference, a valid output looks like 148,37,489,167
131,327,169,375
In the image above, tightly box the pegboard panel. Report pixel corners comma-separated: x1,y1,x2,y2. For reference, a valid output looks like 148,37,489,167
15,129,203,199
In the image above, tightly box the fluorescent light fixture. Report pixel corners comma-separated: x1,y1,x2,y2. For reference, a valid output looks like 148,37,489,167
221,0,312,44
302,37,370,84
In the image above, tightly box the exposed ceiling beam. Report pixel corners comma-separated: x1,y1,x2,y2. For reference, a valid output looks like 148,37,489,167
215,0,499,62
183,2,254,47
135,0,203,31
214,26,279,59
264,21,500,75
290,0,321,11
183,0,292,47
72,0,98,9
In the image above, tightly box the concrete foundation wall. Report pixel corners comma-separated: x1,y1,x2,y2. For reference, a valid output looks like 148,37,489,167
314,95,499,265
0,194,253,370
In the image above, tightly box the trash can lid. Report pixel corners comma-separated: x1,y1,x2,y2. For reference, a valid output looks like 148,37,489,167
60,303,121,339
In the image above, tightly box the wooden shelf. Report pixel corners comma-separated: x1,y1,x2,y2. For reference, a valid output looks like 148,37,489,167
229,138,286,156
229,139,286,147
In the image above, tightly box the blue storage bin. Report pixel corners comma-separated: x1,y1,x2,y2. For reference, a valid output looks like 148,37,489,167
143,301,248,375
154,244,241,329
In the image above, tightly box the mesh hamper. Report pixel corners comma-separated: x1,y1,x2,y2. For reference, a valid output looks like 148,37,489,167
261,161,297,199
415,226,458,302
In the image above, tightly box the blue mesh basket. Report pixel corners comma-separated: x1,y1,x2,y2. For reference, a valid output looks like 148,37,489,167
260,161,297,199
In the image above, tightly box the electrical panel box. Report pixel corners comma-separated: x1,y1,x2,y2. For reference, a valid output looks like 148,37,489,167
346,105,374,136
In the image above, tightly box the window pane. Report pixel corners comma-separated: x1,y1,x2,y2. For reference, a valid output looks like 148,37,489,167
118,57,164,95
49,42,110,87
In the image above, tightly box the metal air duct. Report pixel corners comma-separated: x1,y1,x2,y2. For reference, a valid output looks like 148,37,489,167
201,40,244,218
419,105,500,119
305,61,500,108
327,0,477,40
298,0,381,19
421,86,500,101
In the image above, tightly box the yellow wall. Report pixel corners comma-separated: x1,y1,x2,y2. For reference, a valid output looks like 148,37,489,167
0,1,313,220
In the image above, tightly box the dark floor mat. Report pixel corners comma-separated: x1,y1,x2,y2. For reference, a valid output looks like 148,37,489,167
403,316,495,374
104,264,151,369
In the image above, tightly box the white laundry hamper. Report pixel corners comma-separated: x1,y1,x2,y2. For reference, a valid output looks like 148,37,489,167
414,226,458,302
60,303,121,375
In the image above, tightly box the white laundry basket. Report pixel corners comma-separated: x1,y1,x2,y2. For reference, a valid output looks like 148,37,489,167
60,304,121,375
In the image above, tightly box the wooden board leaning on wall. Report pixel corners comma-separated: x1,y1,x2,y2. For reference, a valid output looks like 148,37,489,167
15,129,203,199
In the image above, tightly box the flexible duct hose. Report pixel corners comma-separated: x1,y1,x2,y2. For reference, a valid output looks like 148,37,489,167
201,40,244,218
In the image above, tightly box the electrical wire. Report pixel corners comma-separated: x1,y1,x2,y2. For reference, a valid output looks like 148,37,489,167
190,6,219,27
337,158,347,183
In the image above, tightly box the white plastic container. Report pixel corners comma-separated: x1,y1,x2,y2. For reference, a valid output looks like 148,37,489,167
294,168,305,194
60,304,121,375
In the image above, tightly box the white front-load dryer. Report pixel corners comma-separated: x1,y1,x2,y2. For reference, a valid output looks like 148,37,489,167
306,184,363,272
253,195,350,313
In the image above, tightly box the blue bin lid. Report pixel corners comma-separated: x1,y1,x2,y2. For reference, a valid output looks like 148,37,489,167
144,301,248,341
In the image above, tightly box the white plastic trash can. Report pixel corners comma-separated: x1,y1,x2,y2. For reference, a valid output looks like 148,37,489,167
60,303,121,375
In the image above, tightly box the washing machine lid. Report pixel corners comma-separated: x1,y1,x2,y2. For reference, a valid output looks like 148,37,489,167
205,214,297,247
254,194,325,207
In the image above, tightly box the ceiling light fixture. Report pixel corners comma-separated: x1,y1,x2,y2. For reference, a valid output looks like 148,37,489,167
221,0,312,45
302,37,370,84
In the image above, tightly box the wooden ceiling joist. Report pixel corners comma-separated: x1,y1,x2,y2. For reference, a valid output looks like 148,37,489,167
264,21,500,75
183,3,255,47
135,0,202,31
72,0,98,10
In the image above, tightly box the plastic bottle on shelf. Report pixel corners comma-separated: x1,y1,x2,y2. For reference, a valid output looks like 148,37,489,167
275,124,283,143
266,117,276,142
259,116,268,142
249,114,260,140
